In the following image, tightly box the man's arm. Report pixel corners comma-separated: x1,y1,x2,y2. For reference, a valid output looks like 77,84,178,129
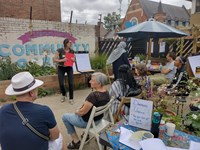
161,67,172,74
49,124,60,141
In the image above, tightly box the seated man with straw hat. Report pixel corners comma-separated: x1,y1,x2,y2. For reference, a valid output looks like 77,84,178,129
0,72,62,150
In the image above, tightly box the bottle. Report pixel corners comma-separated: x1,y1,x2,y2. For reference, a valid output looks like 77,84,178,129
159,120,166,134
159,63,162,71
150,112,162,138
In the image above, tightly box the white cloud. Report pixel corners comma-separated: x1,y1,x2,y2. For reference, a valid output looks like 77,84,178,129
61,0,191,25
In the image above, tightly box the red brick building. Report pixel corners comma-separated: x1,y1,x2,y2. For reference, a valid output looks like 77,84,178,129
0,0,61,21
122,0,190,29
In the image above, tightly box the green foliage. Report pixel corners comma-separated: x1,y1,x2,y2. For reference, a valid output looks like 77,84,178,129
0,57,21,80
38,88,56,98
0,98,6,103
24,62,56,77
90,54,107,70
103,12,121,30
185,111,200,131
10,96,16,101
135,53,146,61
0,57,56,80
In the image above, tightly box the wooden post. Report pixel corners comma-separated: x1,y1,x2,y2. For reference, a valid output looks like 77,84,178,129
192,26,198,54
146,38,152,63
180,38,184,56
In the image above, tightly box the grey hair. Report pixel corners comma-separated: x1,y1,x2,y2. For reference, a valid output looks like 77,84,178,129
92,72,107,86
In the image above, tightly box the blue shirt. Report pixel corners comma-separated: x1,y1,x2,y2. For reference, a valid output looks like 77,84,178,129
0,102,57,150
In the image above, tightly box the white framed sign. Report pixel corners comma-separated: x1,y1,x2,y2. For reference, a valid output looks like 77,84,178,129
188,55,200,78
129,98,153,130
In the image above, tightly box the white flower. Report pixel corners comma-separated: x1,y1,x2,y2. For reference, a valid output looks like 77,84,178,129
198,104,200,109
192,114,197,120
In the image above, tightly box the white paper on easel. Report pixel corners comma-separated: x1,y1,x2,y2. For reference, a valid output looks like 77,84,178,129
129,98,153,130
75,53,92,71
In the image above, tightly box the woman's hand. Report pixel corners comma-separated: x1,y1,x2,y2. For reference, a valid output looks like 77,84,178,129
71,57,75,62
59,58,67,62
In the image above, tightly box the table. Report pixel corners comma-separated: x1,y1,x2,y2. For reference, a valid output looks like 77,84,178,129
147,69,161,75
99,121,200,150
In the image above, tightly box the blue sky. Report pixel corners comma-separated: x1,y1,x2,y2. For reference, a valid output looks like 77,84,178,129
61,0,192,25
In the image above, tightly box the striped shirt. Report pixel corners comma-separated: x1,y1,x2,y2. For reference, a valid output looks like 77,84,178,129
109,80,130,116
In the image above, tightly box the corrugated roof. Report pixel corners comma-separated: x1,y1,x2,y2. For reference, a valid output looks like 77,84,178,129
139,0,190,21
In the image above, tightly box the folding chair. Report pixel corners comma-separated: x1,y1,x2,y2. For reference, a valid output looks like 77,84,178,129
105,65,114,84
114,93,143,123
79,96,114,150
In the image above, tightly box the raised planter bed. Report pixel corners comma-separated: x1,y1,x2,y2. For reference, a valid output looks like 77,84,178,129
0,73,89,100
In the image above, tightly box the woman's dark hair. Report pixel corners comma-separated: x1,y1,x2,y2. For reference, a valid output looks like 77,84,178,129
118,64,138,95
63,38,70,47
168,51,176,60
178,56,186,65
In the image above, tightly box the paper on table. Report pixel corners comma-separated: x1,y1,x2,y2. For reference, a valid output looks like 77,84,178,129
189,141,200,150
140,138,188,150
140,138,167,150
166,147,188,150
119,127,141,150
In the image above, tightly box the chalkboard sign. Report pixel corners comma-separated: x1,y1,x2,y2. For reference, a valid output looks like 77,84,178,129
129,98,153,130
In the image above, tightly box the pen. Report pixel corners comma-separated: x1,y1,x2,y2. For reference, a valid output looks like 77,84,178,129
122,115,129,123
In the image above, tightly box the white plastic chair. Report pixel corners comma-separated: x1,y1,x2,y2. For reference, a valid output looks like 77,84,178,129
79,96,114,150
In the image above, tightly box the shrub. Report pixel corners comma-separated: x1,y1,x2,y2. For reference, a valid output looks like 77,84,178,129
0,57,56,80
0,57,21,80
135,53,146,61
90,54,107,70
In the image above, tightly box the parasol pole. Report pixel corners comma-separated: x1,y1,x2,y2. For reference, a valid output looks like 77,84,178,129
146,38,152,63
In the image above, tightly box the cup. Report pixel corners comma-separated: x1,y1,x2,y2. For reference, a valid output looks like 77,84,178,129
142,132,154,140
166,122,176,136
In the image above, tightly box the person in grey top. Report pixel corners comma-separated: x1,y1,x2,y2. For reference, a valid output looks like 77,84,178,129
150,52,176,86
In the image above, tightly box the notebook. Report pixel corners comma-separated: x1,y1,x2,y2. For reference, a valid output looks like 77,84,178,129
64,52,75,67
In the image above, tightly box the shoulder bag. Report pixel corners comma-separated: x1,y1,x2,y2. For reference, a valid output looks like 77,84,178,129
13,103,50,141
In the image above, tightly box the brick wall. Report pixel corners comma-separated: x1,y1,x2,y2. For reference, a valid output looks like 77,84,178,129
0,0,61,21
122,0,147,29
0,17,96,67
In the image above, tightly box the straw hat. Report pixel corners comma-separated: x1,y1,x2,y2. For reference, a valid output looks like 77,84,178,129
5,72,43,96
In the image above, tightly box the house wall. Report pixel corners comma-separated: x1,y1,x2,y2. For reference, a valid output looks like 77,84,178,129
122,0,147,29
190,13,200,26
0,0,61,21
0,17,96,68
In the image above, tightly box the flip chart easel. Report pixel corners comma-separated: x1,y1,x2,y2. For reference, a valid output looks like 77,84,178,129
75,53,93,72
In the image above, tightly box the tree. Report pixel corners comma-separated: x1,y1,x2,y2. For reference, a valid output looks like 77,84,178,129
103,12,121,30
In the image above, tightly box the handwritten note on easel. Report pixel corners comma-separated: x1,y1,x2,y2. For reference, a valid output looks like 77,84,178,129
129,98,153,130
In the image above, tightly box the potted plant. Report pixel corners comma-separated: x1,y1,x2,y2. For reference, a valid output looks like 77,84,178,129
184,111,200,137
